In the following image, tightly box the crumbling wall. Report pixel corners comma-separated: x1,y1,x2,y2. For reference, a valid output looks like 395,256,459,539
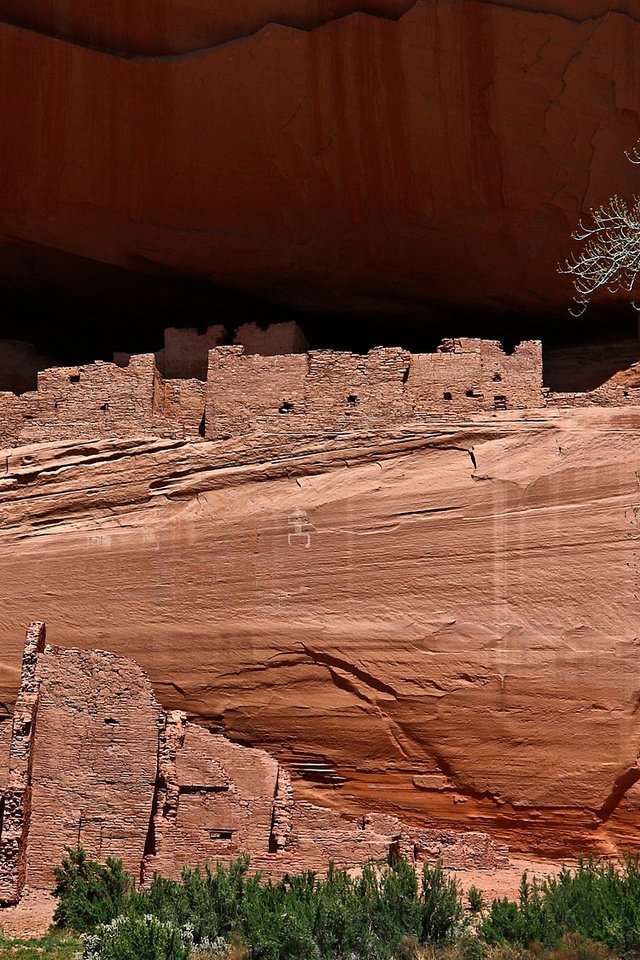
204,339,546,439
3,337,640,450
23,644,163,889
0,626,509,901
405,339,544,413
1,337,617,449
0,623,45,904
144,716,280,881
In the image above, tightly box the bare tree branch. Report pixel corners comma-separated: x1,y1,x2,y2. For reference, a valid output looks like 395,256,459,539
559,142,640,313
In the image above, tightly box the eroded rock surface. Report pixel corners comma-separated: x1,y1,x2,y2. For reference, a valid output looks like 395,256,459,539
0,406,638,857
0,1,638,313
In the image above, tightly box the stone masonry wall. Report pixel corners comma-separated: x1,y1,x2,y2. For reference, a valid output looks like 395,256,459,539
24,644,163,890
0,623,45,903
204,339,546,438
0,625,508,902
2,338,640,452
0,339,549,450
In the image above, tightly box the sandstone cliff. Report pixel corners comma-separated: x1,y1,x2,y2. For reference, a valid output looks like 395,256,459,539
0,405,638,857
0,1,638,314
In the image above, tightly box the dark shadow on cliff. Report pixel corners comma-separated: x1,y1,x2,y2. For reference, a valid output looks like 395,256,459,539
0,239,636,394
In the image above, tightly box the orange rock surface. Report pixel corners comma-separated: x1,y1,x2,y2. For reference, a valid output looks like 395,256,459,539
0,405,638,858
0,1,639,312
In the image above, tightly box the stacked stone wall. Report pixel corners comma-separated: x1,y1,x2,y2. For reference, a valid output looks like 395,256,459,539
0,623,45,903
0,625,508,903
23,645,163,889
204,338,546,439
0,338,550,450
2,337,640,451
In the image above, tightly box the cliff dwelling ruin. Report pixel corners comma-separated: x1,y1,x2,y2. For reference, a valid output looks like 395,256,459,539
0,623,507,907
0,335,639,451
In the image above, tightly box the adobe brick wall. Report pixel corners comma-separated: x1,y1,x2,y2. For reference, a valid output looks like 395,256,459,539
24,643,163,890
0,338,550,450
2,337,640,452
0,625,508,903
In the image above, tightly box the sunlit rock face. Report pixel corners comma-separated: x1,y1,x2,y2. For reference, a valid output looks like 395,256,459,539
0,403,639,858
0,1,639,315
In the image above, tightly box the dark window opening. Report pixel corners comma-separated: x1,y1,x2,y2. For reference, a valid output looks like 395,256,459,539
346,394,359,406
69,374,80,384
465,389,475,398
209,829,234,841
443,392,452,401
279,401,294,414
100,402,109,412
104,717,118,726
494,395,508,410
179,783,229,795
493,372,502,382
401,367,410,384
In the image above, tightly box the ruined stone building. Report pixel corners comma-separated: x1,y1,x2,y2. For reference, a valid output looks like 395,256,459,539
0,624,507,906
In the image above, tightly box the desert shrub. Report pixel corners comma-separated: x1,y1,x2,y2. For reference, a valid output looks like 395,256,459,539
421,863,465,945
52,848,133,933
479,857,640,954
54,851,466,959
467,888,485,915
78,915,190,960
130,856,257,946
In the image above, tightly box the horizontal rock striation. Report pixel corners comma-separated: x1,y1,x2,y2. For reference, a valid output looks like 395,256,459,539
0,403,638,857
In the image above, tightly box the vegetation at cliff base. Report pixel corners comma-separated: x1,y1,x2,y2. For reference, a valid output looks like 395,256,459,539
54,851,462,959
46,850,640,960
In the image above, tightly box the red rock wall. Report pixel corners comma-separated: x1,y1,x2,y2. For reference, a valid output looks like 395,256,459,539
0,2,638,313
0,409,636,858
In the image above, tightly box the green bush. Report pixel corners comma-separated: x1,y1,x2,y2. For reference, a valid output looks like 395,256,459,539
78,916,190,960
52,848,133,933
479,857,640,954
54,850,466,959
467,888,485,915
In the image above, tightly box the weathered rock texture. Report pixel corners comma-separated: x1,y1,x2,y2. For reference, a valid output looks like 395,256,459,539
0,626,507,904
0,1,639,313
0,382,638,858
